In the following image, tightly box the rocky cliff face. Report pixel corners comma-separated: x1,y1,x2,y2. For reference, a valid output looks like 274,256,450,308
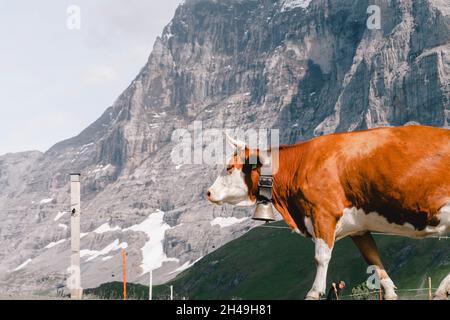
0,0,448,295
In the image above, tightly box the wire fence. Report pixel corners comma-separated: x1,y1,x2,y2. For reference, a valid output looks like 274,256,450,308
340,287,438,300
258,225,450,239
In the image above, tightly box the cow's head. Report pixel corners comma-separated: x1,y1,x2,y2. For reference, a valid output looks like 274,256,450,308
206,133,268,206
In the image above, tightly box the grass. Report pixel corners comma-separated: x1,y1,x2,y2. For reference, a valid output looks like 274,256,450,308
86,221,450,300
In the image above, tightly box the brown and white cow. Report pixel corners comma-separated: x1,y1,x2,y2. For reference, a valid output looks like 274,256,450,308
207,125,450,300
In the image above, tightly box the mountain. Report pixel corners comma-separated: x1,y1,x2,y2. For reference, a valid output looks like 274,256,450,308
0,0,449,296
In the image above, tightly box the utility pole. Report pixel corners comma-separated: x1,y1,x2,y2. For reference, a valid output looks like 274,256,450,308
149,270,153,301
70,173,83,299
170,285,173,301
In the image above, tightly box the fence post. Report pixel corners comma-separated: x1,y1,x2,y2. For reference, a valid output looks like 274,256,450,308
122,249,127,300
379,287,382,301
428,277,432,300
149,270,153,301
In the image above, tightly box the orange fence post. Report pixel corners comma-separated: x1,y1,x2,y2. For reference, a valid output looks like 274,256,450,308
122,249,127,300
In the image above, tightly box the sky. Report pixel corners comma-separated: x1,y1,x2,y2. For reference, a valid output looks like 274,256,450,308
0,0,182,156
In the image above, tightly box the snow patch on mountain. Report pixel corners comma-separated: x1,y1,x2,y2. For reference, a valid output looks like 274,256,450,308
14,259,32,272
45,239,66,249
40,198,54,205
169,256,203,275
81,239,128,262
54,211,67,222
123,210,178,274
58,223,68,231
93,223,121,234
281,0,312,12
210,217,249,228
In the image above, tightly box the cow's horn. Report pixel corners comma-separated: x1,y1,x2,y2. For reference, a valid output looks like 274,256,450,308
224,132,247,150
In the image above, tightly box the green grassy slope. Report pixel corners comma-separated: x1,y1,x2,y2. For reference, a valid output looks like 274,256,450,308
86,221,450,300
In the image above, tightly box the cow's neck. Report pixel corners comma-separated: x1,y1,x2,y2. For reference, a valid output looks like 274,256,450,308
269,143,310,232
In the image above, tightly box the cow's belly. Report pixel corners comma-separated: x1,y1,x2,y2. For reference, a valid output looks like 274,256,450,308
335,203,450,241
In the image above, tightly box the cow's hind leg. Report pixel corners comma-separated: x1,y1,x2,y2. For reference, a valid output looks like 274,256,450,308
434,204,450,300
351,232,398,300
434,274,450,300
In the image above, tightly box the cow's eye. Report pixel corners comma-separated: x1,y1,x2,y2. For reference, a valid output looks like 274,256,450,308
226,166,233,174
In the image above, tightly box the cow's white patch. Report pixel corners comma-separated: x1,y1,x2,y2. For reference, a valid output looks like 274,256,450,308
306,239,332,299
304,217,315,237
335,204,450,240
438,202,450,230
208,168,253,206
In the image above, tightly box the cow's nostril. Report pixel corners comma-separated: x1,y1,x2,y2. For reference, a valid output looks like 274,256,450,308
206,191,211,198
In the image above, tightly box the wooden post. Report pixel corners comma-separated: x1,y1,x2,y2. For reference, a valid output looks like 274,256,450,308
122,249,127,300
379,287,382,301
428,277,432,300
70,173,83,300
149,270,153,301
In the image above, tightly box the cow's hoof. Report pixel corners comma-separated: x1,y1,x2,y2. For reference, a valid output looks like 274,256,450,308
305,290,322,300
433,291,449,300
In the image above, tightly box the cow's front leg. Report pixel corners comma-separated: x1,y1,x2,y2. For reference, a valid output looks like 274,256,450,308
305,215,336,300
305,238,333,300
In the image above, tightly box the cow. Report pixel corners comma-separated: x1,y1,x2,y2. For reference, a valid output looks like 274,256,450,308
206,125,450,300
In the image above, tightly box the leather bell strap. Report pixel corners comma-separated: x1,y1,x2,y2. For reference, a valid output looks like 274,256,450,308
257,163,273,203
